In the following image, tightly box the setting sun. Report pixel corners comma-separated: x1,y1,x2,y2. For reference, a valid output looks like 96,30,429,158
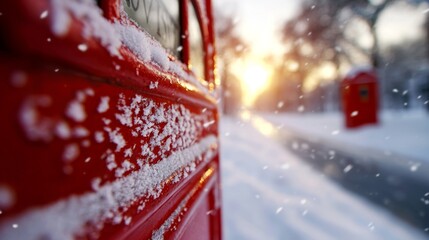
234,59,272,107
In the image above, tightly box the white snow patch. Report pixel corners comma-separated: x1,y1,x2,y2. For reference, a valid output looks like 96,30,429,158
124,148,133,158
97,96,110,113
105,151,117,171
149,81,159,89
51,0,211,94
102,118,111,125
94,131,105,143
55,121,72,139
113,22,150,62
73,126,89,138
62,143,80,162
66,100,86,122
112,21,207,93
19,95,54,142
346,65,373,79
124,216,132,225
91,178,101,191
114,93,205,163
105,127,126,152
50,0,121,57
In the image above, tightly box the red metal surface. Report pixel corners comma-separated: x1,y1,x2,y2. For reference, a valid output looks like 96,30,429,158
0,0,221,239
341,69,379,129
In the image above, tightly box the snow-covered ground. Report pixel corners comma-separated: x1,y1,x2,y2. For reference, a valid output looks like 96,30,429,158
220,116,428,240
263,110,429,162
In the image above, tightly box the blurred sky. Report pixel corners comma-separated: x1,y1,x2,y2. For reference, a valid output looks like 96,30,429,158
214,0,428,58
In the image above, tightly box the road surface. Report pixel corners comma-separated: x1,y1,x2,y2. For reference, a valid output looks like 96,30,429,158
276,127,429,233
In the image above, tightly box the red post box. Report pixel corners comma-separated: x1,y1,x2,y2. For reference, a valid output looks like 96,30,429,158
341,67,379,128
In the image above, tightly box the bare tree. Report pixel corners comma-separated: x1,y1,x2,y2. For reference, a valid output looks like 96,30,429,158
215,10,247,115
279,0,429,110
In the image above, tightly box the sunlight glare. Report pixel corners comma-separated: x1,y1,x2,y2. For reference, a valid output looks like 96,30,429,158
251,116,275,136
238,60,272,107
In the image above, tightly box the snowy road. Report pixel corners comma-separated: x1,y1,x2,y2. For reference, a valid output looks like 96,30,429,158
220,116,428,240
277,127,429,232
261,110,429,232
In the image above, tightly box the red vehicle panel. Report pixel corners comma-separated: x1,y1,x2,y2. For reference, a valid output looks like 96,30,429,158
0,0,221,239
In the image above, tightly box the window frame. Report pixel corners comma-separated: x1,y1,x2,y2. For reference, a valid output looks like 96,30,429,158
102,0,210,82
181,0,210,82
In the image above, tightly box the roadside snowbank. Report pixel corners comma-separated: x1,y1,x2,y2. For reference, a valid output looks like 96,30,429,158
263,110,429,162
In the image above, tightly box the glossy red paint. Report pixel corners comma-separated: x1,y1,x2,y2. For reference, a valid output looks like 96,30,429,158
0,0,221,239
341,69,379,129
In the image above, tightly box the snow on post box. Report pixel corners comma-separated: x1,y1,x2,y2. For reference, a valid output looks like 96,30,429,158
0,0,221,239
341,67,379,129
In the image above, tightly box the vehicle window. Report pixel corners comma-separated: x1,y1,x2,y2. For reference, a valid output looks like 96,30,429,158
123,0,181,58
188,3,205,80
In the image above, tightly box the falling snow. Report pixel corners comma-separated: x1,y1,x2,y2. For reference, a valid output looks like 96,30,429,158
343,164,353,173
40,10,49,19
77,43,88,52
221,117,427,240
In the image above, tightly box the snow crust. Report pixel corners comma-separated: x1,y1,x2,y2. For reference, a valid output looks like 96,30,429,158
66,100,86,122
94,131,105,143
97,96,110,113
345,65,374,79
19,95,53,142
55,121,72,139
112,20,193,82
12,85,217,239
0,135,217,240
51,0,121,56
49,0,208,92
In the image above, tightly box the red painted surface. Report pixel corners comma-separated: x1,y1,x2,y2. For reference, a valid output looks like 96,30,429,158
341,69,379,129
0,0,221,239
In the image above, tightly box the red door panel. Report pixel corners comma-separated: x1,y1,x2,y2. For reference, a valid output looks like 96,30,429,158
0,0,221,239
